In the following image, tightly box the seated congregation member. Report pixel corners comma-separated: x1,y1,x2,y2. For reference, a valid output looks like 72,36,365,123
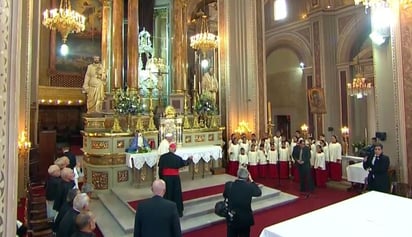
314,145,327,187
363,143,390,193
71,211,96,237
54,189,80,233
278,140,290,179
247,144,258,178
267,143,277,178
53,168,75,212
238,147,248,168
328,135,342,181
257,143,267,178
45,164,61,220
57,193,90,237
228,137,240,176
224,167,262,237
134,179,181,237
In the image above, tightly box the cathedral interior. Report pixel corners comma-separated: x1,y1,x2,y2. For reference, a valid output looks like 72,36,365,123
1,0,412,235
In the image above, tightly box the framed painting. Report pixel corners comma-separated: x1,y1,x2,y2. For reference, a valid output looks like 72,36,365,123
308,88,327,114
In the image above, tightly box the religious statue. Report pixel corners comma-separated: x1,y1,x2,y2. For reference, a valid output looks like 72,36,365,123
82,56,106,113
138,28,154,70
126,131,150,153
201,67,219,103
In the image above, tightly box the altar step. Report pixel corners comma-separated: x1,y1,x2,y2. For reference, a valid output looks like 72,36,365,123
92,183,297,236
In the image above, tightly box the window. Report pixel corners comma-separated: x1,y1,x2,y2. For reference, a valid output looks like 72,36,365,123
274,0,287,21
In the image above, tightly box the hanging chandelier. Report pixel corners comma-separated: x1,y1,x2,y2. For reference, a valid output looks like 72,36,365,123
190,14,218,53
42,0,86,52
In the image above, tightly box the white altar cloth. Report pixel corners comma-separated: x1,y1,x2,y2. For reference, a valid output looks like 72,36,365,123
346,162,369,184
126,145,222,170
260,191,412,237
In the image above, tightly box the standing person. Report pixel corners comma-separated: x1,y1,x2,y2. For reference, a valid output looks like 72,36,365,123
257,143,267,178
223,167,262,237
62,146,77,170
267,143,277,179
328,135,342,181
71,211,97,237
53,168,75,212
314,145,327,188
278,141,290,179
292,139,314,197
247,144,258,178
57,193,90,237
156,133,174,178
158,143,191,217
134,179,181,237
228,137,240,176
82,56,106,113
45,164,61,220
363,143,390,193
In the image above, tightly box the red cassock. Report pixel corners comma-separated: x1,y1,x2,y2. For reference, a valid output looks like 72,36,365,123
227,161,239,176
258,164,268,178
279,161,289,179
315,168,328,187
248,165,258,178
267,164,277,178
329,162,342,181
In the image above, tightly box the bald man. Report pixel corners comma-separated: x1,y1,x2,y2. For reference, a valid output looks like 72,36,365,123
133,179,181,237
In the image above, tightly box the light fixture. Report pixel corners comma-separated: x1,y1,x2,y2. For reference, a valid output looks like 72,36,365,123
234,120,252,134
300,124,308,133
355,0,412,10
190,13,218,54
347,58,373,99
43,0,86,47
201,59,209,68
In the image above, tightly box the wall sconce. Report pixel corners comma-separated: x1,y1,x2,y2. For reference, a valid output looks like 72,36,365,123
300,123,308,138
18,130,31,152
18,130,31,193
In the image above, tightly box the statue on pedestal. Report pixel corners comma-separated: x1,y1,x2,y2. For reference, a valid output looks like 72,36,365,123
201,67,218,104
83,56,106,113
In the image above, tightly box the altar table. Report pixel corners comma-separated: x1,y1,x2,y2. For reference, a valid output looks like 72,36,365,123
126,145,222,170
346,162,369,184
260,191,412,237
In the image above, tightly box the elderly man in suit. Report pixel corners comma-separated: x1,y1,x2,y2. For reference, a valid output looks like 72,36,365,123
292,139,314,197
134,179,181,237
363,143,390,193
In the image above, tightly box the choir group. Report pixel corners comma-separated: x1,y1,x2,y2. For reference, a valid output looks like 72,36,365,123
227,130,343,187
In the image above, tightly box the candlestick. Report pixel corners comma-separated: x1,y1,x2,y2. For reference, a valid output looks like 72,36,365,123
267,101,272,122
194,75,196,91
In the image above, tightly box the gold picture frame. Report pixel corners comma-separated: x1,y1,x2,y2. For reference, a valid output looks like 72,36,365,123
308,88,326,114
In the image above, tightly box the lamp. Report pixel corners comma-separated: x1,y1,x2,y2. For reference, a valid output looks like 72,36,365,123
347,58,372,99
190,13,218,54
234,121,252,134
300,123,308,139
42,0,86,53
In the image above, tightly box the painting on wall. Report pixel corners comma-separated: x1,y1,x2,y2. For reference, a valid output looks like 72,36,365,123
308,88,327,114
54,0,103,73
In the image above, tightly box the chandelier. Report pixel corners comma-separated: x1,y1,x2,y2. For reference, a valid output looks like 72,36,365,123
42,0,86,47
347,60,373,99
190,14,218,53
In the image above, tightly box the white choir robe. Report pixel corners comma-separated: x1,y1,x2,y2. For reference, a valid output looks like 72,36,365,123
267,149,277,178
257,150,267,178
310,143,317,167
238,154,248,168
240,141,250,153
278,147,289,179
314,152,328,187
264,138,271,154
328,142,342,181
248,151,258,177
228,143,240,176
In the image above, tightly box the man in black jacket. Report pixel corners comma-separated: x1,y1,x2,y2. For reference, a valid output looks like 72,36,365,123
57,193,90,237
292,139,314,197
134,179,181,237
224,167,262,237
363,143,390,193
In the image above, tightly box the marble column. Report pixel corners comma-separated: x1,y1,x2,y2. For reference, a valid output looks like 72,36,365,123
102,0,112,91
171,0,188,93
112,0,124,89
127,0,139,90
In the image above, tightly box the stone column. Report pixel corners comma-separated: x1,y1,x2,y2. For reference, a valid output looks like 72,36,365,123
127,0,139,90
102,0,112,91
171,0,188,93
112,0,124,89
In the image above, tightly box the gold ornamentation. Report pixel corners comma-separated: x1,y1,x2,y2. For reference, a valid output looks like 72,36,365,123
165,105,177,118
185,136,192,143
91,141,109,149
83,154,126,166
112,114,123,133
117,170,129,182
208,134,214,141
92,171,109,190
195,135,205,142
117,140,124,148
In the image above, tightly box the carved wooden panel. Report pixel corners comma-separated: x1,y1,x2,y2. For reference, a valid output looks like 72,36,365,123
92,171,109,190
117,170,129,182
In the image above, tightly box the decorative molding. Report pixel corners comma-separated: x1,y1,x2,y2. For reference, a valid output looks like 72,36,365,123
117,170,128,182
296,27,311,44
92,171,109,190
337,14,354,36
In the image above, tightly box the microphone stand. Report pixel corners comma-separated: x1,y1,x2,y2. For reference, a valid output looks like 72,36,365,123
277,141,281,187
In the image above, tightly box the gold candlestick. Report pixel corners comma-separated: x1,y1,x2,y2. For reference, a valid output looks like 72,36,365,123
147,87,156,131
183,90,191,129
135,88,144,131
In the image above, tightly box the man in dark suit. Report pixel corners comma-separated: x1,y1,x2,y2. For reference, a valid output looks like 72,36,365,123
57,193,90,237
63,146,77,170
158,143,191,217
292,139,314,197
134,179,181,237
224,167,262,237
363,143,390,193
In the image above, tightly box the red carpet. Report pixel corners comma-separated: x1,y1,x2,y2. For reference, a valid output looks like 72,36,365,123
128,184,225,210
183,177,357,237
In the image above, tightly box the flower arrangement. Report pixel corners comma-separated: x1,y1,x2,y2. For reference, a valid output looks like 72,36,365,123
352,140,366,152
194,93,217,115
113,89,143,115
